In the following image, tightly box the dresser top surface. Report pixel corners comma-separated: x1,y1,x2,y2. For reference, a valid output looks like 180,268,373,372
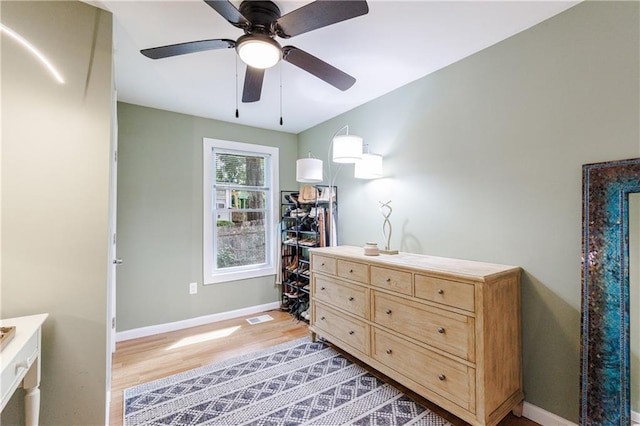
310,246,520,279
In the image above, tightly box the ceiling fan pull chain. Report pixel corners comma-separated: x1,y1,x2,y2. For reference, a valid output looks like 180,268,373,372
235,55,239,118
279,63,283,126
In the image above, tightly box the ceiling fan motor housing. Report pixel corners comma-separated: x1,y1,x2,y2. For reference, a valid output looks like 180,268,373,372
236,1,284,69
239,1,281,35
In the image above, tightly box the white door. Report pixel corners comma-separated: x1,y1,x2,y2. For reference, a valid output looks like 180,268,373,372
108,149,118,352
105,91,119,423
108,94,119,353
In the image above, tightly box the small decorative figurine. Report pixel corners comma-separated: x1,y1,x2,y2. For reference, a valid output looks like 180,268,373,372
378,200,398,254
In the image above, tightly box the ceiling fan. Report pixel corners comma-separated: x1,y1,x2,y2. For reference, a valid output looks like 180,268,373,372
140,0,369,103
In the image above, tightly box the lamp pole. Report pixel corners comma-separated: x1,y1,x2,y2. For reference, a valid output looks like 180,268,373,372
325,125,351,246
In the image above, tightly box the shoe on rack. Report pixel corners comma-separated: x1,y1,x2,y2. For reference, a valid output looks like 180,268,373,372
292,209,308,218
286,256,298,270
285,193,299,206
286,237,300,244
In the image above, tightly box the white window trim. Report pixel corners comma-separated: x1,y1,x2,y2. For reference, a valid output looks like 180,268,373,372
203,138,279,285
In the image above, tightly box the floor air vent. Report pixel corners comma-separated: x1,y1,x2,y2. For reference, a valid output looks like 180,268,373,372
246,314,274,325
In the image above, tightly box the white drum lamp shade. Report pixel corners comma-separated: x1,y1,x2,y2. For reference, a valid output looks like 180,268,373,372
332,134,363,163
355,152,383,179
296,157,323,183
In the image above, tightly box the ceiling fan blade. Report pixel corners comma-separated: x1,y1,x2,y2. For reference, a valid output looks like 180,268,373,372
203,0,248,28
283,46,355,91
276,0,368,38
242,66,265,103
141,39,235,59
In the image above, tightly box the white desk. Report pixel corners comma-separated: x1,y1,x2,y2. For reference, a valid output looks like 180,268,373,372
0,314,48,425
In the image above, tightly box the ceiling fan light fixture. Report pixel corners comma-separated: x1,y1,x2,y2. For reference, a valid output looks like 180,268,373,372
236,34,281,69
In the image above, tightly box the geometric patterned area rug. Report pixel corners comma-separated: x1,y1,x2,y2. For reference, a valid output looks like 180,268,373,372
123,338,453,425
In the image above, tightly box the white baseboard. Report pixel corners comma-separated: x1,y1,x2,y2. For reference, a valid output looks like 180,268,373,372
523,402,578,426
116,301,281,342
105,389,111,426
632,409,640,425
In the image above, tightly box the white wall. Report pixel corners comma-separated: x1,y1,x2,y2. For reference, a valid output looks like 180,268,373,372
1,1,113,424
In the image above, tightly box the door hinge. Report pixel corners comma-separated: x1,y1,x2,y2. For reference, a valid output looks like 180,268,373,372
112,317,116,329
114,150,118,162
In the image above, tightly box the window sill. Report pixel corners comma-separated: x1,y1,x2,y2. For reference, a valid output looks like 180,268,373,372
204,266,276,285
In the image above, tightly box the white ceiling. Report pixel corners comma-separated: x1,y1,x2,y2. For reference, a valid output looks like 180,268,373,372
93,0,579,134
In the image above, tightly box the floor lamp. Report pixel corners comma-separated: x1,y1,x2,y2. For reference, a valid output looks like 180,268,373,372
295,125,383,246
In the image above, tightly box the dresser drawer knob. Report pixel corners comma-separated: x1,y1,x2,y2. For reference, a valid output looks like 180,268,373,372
349,269,354,273
437,327,446,334
386,278,391,282
437,289,444,295
386,348,393,355
385,309,392,315
320,316,325,321
320,286,326,291
349,330,354,335
321,262,325,266
438,374,446,381
348,296,354,301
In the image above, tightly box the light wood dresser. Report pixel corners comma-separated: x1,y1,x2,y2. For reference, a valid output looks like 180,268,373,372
309,246,523,426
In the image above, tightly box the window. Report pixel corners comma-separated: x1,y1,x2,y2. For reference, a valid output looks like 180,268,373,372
203,138,279,284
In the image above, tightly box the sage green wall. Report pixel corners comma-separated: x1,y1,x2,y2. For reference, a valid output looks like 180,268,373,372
116,102,298,331
1,1,112,424
299,2,639,422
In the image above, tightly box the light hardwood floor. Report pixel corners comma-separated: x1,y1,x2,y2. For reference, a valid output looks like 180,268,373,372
109,310,538,426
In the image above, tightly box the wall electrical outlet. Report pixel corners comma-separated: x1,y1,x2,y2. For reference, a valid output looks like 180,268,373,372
189,282,198,295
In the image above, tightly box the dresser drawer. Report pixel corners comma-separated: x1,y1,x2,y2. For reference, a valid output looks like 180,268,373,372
371,266,412,296
314,275,368,319
373,292,475,361
373,328,475,412
312,254,337,275
415,274,475,312
313,302,368,354
337,259,369,284
1,330,39,405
